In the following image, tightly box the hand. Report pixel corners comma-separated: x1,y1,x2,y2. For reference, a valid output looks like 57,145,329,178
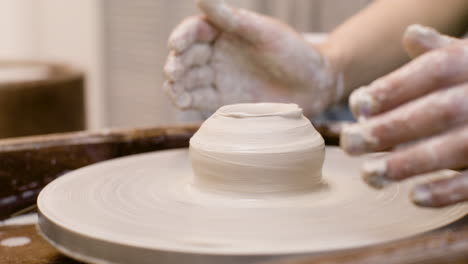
340,24,468,208
163,0,342,117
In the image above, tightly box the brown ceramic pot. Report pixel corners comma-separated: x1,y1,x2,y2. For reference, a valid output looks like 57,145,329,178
0,61,85,138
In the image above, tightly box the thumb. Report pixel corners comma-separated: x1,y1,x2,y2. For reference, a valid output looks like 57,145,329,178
403,24,458,58
196,0,265,43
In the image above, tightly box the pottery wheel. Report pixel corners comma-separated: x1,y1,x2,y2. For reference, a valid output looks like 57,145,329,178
37,147,467,264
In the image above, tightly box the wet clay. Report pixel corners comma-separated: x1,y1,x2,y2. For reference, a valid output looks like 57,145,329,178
190,103,324,194
37,104,468,264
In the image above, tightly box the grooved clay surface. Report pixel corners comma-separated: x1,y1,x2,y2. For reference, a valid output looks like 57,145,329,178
37,147,468,264
190,103,325,194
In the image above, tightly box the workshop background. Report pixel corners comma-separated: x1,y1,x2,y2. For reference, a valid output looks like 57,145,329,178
0,0,372,132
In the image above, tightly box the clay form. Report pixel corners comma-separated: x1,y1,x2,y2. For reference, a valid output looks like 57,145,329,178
37,104,468,264
190,103,324,194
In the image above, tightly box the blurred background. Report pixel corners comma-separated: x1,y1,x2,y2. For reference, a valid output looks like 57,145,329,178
0,0,372,137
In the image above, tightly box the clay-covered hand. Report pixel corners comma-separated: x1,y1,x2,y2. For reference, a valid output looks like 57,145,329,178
163,0,341,117
340,24,468,208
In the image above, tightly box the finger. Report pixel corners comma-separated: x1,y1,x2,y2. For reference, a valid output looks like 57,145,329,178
341,83,468,155
164,52,184,81
164,79,219,111
181,66,215,90
403,24,458,58
361,124,468,189
182,44,212,67
197,0,268,43
411,172,468,207
189,86,221,110
164,44,212,81
349,41,468,118
163,81,192,109
168,16,219,54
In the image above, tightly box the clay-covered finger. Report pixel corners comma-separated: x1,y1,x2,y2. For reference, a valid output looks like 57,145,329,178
163,80,181,98
189,86,221,111
164,80,220,111
361,124,468,189
182,44,212,67
163,81,192,109
164,44,212,81
168,16,218,54
350,41,468,118
403,24,457,58
341,83,468,155
411,172,468,207
164,52,184,81
181,66,215,90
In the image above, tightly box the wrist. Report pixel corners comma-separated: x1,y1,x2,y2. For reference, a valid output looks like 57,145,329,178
311,34,348,104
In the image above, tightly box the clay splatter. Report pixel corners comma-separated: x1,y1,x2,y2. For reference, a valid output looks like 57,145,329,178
1,236,31,247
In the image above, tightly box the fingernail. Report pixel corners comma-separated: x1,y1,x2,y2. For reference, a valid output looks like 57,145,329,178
349,88,379,118
164,57,184,81
340,123,378,155
362,158,391,189
411,184,433,206
406,24,433,37
199,0,229,16
169,32,189,54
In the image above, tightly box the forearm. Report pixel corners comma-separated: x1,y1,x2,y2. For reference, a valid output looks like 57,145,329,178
320,0,468,99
